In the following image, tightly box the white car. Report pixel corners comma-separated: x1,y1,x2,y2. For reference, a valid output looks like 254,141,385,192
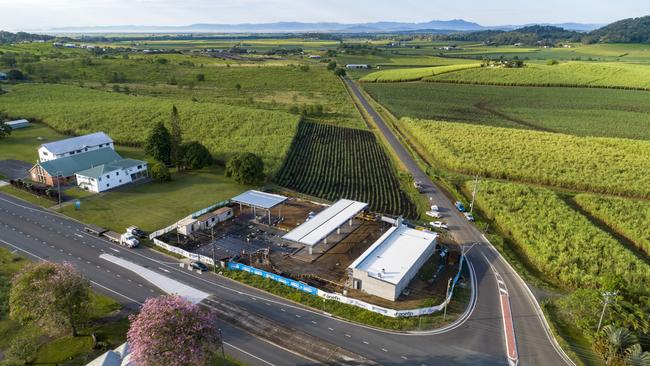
429,221,449,230
464,212,475,222
430,205,439,212
426,211,442,218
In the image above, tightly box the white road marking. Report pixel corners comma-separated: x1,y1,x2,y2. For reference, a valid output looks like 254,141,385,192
363,341,369,344
328,327,334,331
345,334,351,338
381,348,388,352
158,267,170,273
110,248,120,253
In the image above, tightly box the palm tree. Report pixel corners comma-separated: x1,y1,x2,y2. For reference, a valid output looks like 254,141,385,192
625,344,650,366
602,325,638,364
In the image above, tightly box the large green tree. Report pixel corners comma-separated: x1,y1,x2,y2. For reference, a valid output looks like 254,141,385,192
225,152,265,184
0,122,11,139
180,141,213,170
9,262,90,337
145,122,171,163
169,105,183,168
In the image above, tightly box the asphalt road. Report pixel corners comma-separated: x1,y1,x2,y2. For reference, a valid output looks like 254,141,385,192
0,80,574,366
344,77,574,366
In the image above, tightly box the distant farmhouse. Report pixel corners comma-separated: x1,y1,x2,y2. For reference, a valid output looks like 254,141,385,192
346,64,370,69
38,131,114,162
30,132,147,192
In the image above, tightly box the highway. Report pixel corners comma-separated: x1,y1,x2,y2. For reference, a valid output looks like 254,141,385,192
344,77,574,366
0,79,574,366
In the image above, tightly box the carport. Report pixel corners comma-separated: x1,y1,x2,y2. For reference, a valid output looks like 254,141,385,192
231,190,288,225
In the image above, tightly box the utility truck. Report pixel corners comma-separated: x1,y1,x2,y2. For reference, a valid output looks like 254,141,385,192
103,231,139,248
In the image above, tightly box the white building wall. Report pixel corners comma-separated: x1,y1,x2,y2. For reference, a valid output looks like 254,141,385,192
351,239,437,301
76,163,147,193
38,142,115,162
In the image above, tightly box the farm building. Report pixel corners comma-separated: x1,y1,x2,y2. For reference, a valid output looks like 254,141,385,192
346,64,370,69
196,207,234,229
232,190,288,225
38,131,114,162
283,199,368,255
308,55,322,59
3,119,30,129
75,158,148,193
30,148,122,186
348,222,437,301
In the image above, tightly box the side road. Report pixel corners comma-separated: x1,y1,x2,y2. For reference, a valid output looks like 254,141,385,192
343,76,575,366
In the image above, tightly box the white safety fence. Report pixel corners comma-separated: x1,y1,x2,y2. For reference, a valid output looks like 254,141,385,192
152,236,466,318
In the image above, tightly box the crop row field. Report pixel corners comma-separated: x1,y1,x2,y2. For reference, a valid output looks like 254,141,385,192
470,180,650,293
360,63,480,82
363,82,650,140
275,122,417,217
0,84,300,174
425,62,650,90
574,194,650,257
399,118,650,198
9,51,364,129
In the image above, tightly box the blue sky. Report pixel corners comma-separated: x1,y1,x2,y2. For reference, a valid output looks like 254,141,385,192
0,0,647,31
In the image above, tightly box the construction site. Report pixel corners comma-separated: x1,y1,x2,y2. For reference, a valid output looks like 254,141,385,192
156,190,462,308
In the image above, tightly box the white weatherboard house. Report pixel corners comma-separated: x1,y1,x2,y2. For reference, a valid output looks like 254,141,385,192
75,159,148,193
348,224,437,301
39,132,114,162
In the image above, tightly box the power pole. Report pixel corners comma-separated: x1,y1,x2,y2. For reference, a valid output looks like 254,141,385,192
597,291,617,332
470,175,480,214
443,277,452,321
211,226,217,273
57,171,62,208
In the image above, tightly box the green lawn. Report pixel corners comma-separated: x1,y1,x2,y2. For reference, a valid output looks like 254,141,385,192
0,122,68,162
0,185,57,207
363,82,650,140
59,168,249,232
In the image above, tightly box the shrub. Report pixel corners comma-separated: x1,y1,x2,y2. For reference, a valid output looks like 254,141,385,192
180,141,213,170
150,162,171,182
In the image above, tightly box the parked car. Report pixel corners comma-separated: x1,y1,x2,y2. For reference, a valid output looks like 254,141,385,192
429,221,449,230
414,181,425,193
430,205,439,212
455,201,466,212
464,212,475,222
191,261,209,272
126,226,147,239
426,211,442,218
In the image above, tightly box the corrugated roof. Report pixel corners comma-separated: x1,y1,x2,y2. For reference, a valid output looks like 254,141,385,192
38,148,122,177
41,132,113,155
282,199,368,246
231,190,287,209
75,158,146,179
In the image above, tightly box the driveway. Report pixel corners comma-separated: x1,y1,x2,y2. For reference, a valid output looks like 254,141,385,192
0,159,33,180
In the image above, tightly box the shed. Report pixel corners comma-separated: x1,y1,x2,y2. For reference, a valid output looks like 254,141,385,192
196,207,234,229
177,217,199,236
4,119,30,129
231,190,288,225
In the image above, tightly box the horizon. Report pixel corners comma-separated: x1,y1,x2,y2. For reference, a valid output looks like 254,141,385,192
1,0,647,32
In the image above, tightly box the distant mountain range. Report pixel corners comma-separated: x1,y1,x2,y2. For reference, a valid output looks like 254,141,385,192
41,19,604,34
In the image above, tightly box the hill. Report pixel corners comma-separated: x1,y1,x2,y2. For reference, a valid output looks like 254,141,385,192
440,25,582,45
588,16,650,43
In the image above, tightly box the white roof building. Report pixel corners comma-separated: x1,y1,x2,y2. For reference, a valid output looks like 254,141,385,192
39,132,114,162
283,199,367,254
348,224,437,301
